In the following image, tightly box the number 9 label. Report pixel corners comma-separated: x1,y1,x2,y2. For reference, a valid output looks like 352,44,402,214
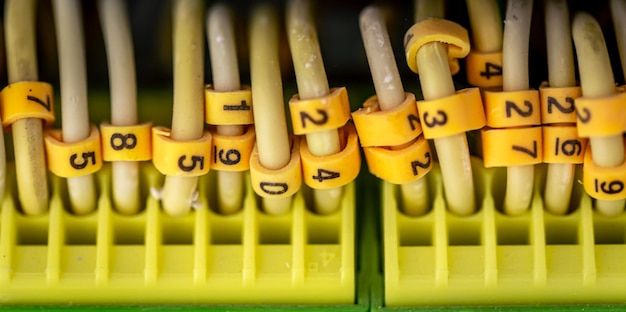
583,141,626,201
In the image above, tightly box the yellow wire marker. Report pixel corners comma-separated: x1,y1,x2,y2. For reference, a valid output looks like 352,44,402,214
286,0,347,215
404,0,477,216
355,6,431,216
465,0,503,89
3,0,49,215
98,0,144,215
51,0,97,215
540,0,586,215
206,4,250,215
498,0,537,216
249,4,298,215
159,0,206,217
573,12,626,216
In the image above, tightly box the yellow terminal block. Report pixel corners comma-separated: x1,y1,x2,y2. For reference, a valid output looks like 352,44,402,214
300,123,360,189
483,89,541,128
289,87,351,135
542,125,587,163
99,122,152,161
481,126,543,167
382,157,626,305
415,87,486,139
539,83,582,124
363,134,432,184
574,91,626,137
249,137,302,199
583,139,626,201
44,125,103,178
465,51,503,88
151,126,212,176
404,18,470,75
352,92,421,147
210,125,255,171
0,81,55,127
0,162,355,304
204,85,254,125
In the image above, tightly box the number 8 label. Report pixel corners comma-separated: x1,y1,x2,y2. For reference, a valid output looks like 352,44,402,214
100,123,152,161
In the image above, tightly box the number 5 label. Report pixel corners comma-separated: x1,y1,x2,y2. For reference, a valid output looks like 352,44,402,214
44,125,103,178
151,126,212,177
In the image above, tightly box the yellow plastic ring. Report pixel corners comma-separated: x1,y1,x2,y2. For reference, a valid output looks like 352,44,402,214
481,126,543,167
44,125,103,178
351,92,421,147
211,125,255,172
465,50,503,88
583,139,626,201
289,87,351,135
539,83,581,124
151,126,212,177
300,123,360,189
100,122,152,162
542,124,587,164
0,81,55,128
249,137,302,199
483,89,541,128
416,87,486,139
204,84,254,125
404,18,470,75
574,92,626,137
363,134,433,184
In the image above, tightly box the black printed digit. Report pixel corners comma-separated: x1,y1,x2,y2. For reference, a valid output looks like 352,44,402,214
422,110,448,128
479,62,502,79
411,152,431,176
70,152,96,170
506,100,533,118
300,109,328,128
178,155,204,172
311,168,340,182
260,182,288,195
110,133,138,150
511,140,538,158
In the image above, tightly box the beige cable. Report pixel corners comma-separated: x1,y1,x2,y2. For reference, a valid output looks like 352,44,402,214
250,4,293,215
502,0,534,216
466,0,502,53
572,12,626,216
413,0,476,216
160,0,205,217
98,0,140,215
207,4,245,215
360,6,429,216
543,0,577,215
611,0,626,81
52,0,96,215
286,0,343,215
5,0,47,215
